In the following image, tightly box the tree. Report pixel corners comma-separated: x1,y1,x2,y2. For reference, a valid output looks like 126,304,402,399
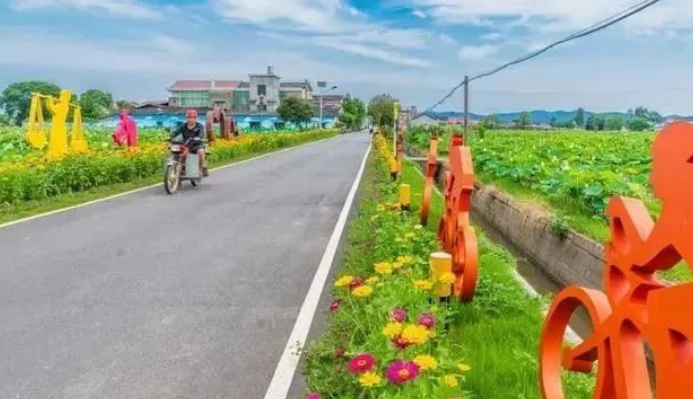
0,80,61,125
586,114,605,131
634,106,663,124
627,117,651,132
338,95,366,131
604,116,625,131
516,111,532,129
116,99,137,111
367,94,397,128
481,114,501,129
549,117,557,128
80,89,114,120
574,107,586,128
277,97,314,128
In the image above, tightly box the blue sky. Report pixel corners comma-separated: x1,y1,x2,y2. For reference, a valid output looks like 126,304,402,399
1,0,692,114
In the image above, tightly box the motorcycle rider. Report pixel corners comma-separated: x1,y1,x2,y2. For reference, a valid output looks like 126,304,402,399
171,109,208,177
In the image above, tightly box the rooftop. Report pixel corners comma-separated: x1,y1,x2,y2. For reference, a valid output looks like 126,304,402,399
168,80,241,91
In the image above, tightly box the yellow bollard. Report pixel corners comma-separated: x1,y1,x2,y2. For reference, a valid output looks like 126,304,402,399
400,184,411,210
430,252,453,298
389,157,398,180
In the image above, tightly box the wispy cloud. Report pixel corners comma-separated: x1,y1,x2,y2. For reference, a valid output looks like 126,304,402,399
481,32,503,41
214,0,345,32
412,9,426,19
9,0,159,19
439,33,456,44
458,44,500,61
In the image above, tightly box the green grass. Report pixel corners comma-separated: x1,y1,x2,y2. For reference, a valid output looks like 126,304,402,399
401,160,595,399
0,134,334,225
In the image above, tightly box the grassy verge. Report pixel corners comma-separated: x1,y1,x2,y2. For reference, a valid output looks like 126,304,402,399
301,138,594,399
0,131,336,225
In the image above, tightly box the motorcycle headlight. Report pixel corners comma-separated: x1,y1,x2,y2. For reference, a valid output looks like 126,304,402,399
170,145,181,152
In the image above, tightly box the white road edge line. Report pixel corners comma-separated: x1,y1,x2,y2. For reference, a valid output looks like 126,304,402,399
406,158,582,343
263,143,372,399
0,136,338,230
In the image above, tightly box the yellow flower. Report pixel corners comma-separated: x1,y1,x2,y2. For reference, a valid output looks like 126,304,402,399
377,204,385,212
443,375,459,387
457,363,471,372
414,224,423,230
392,262,404,270
396,256,413,264
335,275,355,288
359,372,382,388
413,280,433,291
401,324,430,345
413,355,438,371
352,285,374,298
375,262,393,275
366,276,380,285
439,272,457,285
382,322,403,339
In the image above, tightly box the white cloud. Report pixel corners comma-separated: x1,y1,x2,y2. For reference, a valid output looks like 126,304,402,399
412,9,427,19
439,33,456,44
458,44,500,61
214,0,344,32
404,0,693,35
481,32,503,41
9,0,159,19
151,34,194,54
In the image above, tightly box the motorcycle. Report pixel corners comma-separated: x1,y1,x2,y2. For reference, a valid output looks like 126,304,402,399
163,137,210,195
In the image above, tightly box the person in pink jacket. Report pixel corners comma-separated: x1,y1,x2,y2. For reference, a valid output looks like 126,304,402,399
113,110,138,147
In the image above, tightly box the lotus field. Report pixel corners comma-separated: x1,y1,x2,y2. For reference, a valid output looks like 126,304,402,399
0,126,337,207
407,128,656,217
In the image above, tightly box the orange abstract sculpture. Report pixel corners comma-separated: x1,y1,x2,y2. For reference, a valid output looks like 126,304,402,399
540,121,693,399
205,107,233,142
420,134,438,226
438,135,478,302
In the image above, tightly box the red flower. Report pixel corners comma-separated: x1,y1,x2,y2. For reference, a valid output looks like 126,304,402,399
348,353,377,374
349,278,365,291
391,335,412,350
391,308,407,323
386,360,420,384
418,314,436,329
329,299,342,312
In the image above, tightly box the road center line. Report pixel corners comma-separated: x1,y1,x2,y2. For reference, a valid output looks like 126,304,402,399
262,142,371,399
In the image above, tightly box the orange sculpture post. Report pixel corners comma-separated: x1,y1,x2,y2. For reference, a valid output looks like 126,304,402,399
540,121,693,399
420,134,438,226
438,134,478,302
205,107,232,142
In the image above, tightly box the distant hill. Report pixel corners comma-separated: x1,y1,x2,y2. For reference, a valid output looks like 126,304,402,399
428,110,693,124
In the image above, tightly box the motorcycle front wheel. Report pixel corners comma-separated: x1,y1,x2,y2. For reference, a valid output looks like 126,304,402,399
164,163,181,195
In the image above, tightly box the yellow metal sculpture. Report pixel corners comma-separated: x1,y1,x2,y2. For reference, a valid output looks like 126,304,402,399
26,95,47,149
28,90,87,158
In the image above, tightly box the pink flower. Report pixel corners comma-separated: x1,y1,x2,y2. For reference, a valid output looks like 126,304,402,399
391,336,412,351
386,360,420,384
348,353,377,374
418,314,436,329
329,299,342,312
391,308,407,323
333,346,346,358
349,278,365,291
306,393,321,399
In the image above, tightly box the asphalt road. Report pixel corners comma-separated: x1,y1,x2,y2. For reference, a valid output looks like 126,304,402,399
0,133,370,399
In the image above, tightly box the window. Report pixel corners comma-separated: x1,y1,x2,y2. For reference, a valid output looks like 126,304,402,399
258,84,267,96
250,121,261,130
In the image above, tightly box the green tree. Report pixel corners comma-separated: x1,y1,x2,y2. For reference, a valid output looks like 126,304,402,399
367,94,397,128
480,114,501,129
549,117,557,128
0,80,61,125
516,111,532,129
604,116,625,131
116,99,137,111
80,89,114,120
634,106,663,124
586,114,605,131
338,95,366,131
627,117,651,131
277,97,314,128
574,107,586,128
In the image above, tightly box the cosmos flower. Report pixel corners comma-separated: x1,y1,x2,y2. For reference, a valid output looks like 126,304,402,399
386,360,420,384
348,353,376,374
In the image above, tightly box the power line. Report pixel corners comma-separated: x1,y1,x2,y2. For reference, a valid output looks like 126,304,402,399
421,0,663,114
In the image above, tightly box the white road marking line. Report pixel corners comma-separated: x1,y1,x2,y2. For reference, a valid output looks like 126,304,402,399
263,142,371,399
0,136,339,230
407,159,582,343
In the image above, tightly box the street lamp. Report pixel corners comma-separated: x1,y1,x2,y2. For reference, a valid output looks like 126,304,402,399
319,85,338,129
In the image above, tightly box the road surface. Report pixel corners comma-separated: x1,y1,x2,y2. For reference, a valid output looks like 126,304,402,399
0,133,370,399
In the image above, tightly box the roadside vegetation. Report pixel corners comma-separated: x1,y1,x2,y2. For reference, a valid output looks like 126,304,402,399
300,134,594,399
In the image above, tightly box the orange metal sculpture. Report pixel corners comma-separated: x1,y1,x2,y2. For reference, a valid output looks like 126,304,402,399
438,135,478,302
420,134,438,226
205,107,234,142
540,121,693,399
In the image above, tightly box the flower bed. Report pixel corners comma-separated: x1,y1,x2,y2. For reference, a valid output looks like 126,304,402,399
301,134,595,399
0,129,337,205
